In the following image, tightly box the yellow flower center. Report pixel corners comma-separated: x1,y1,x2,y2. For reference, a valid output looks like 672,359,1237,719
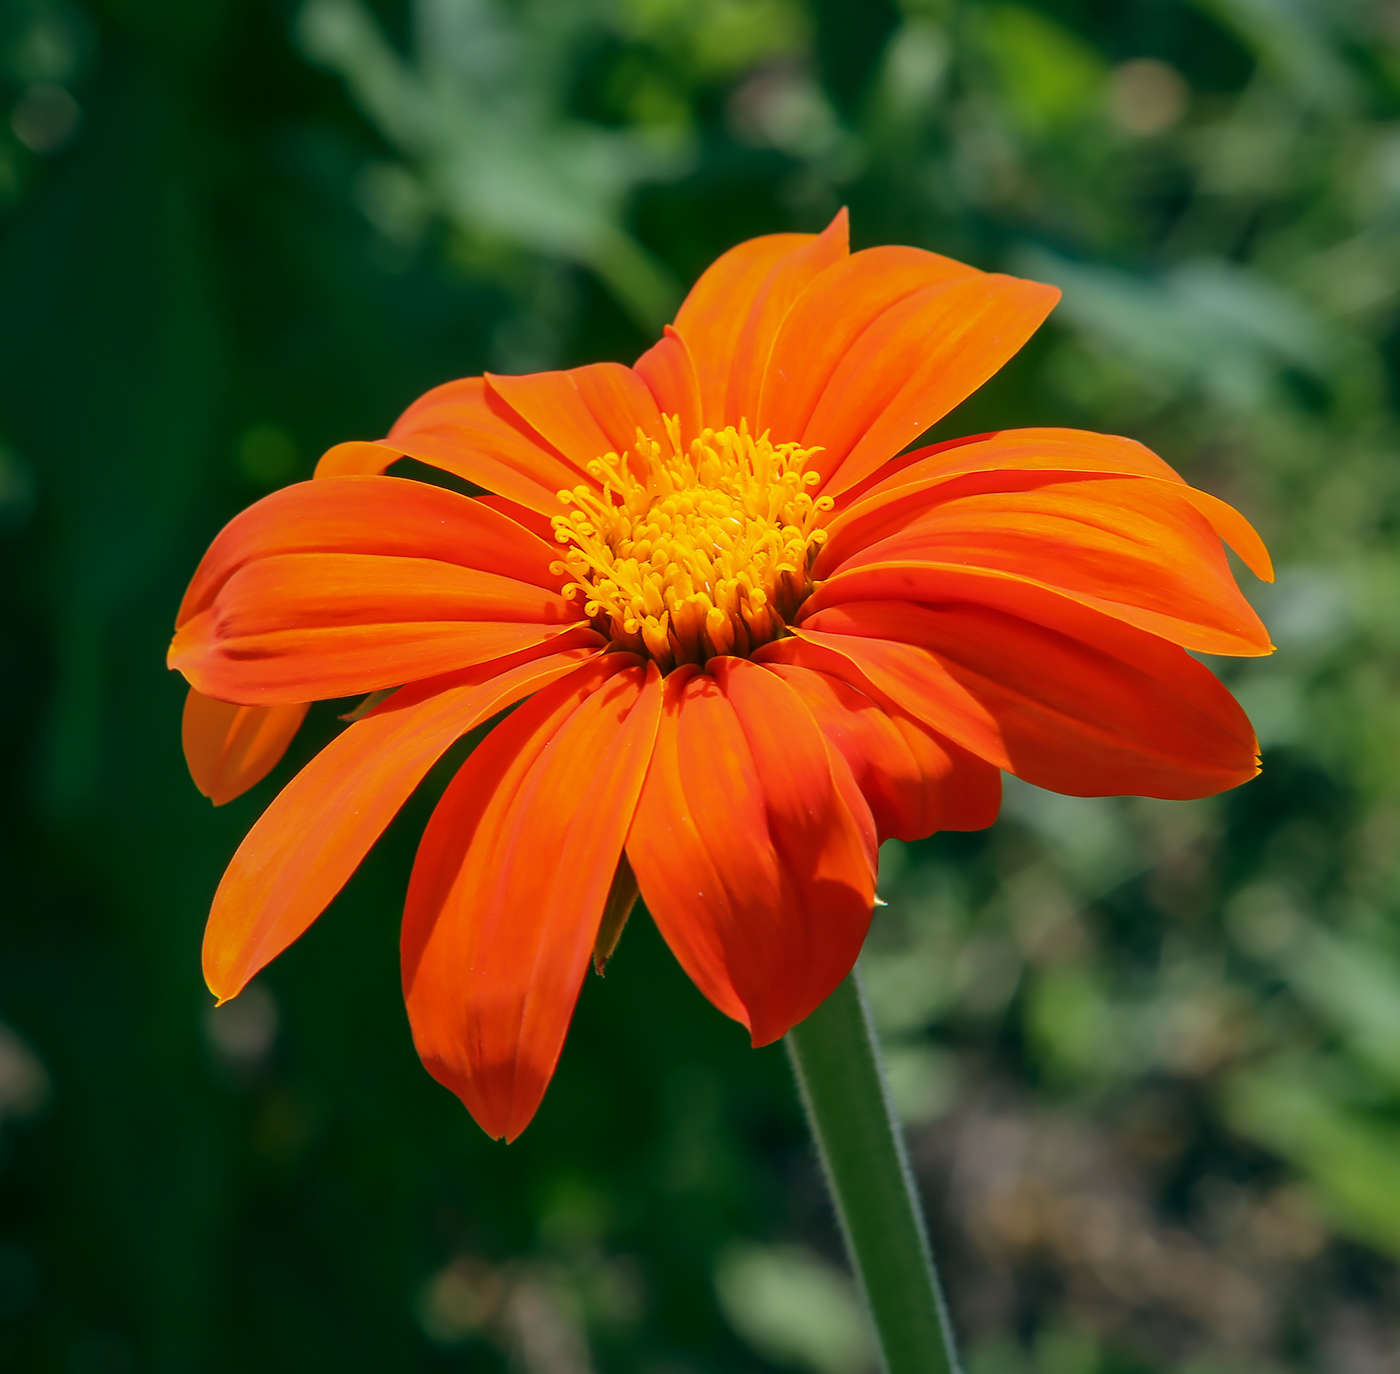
550,416,832,672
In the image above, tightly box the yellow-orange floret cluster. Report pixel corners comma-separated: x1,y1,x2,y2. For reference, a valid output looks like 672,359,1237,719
550,417,831,672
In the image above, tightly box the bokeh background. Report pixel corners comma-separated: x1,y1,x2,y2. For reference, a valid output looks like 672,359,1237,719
2,0,1398,1370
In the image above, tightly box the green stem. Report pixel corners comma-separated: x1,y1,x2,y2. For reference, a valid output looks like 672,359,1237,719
786,970,961,1374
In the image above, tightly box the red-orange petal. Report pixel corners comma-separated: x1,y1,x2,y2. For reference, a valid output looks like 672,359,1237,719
822,432,998,517
811,476,1272,657
1176,486,1274,582
202,643,602,1003
756,245,981,443
672,230,819,427
723,209,849,428
820,428,1274,582
402,656,661,1141
182,689,310,806
570,362,668,455
633,326,703,448
627,659,875,1046
795,600,1260,799
314,440,400,478
380,376,584,515
757,659,1001,841
486,363,664,472
810,560,1269,661
616,666,748,1024
170,553,583,705
472,494,558,544
822,726,880,881
176,475,563,628
805,275,1060,495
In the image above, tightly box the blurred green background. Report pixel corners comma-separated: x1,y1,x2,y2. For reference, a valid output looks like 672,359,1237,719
2,0,1399,1369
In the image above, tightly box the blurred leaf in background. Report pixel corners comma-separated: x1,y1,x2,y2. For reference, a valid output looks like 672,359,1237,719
295,0,688,334
5,0,1400,1371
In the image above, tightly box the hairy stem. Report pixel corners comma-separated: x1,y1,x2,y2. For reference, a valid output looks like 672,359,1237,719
786,970,961,1374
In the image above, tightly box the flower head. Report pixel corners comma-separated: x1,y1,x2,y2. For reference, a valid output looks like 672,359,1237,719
169,211,1272,1140
552,418,829,667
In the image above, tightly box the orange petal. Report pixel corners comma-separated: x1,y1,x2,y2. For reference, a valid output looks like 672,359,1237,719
171,553,585,705
634,325,703,447
487,363,664,471
569,362,667,454
202,644,602,1003
757,244,981,442
617,666,749,1025
1179,487,1274,582
723,208,849,428
381,376,584,515
822,725,880,881
804,275,1060,495
672,229,819,427
177,475,562,628
820,428,1273,581
402,657,661,1140
474,493,558,544
821,428,1181,568
627,659,875,1046
809,560,1270,661
182,689,309,806
314,440,400,477
822,432,999,516
757,659,1001,841
795,601,1259,799
812,476,1272,657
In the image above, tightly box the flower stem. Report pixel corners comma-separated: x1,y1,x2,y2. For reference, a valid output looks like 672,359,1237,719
785,970,961,1374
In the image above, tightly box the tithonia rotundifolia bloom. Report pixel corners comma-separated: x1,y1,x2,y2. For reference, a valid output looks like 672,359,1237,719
170,212,1272,1140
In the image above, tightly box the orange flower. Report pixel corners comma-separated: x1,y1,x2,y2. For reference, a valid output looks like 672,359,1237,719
169,212,1272,1140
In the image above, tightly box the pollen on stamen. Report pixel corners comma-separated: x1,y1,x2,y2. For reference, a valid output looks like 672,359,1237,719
550,417,831,672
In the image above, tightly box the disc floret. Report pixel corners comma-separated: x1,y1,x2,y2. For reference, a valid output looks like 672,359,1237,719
550,417,832,672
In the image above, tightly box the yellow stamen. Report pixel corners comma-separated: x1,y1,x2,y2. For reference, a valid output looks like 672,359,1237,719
550,417,831,671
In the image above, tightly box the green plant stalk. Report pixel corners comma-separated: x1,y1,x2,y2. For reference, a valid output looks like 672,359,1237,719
786,970,961,1374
